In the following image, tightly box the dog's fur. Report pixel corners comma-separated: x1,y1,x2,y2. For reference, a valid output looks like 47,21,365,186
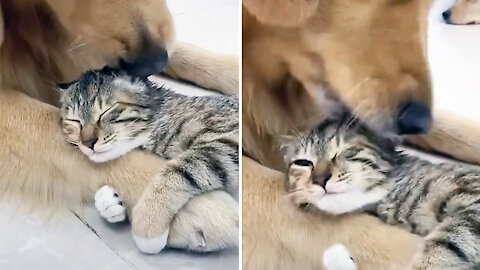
0,0,238,251
444,0,480,25
242,0,480,269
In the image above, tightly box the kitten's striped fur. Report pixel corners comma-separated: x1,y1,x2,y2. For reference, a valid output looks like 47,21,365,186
283,116,480,270
60,67,238,252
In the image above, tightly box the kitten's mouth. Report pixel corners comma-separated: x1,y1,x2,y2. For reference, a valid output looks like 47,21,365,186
79,146,118,163
79,146,112,155
323,186,344,195
86,150,118,163
79,137,146,163
91,148,112,154
324,190,339,195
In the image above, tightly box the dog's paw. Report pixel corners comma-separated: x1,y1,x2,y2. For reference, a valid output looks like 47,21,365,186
94,185,126,223
133,229,169,254
323,244,357,270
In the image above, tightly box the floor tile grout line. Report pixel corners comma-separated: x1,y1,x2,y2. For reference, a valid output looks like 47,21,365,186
72,211,139,270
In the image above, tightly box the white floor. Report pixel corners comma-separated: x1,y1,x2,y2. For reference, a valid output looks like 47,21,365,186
429,0,480,122
0,1,239,270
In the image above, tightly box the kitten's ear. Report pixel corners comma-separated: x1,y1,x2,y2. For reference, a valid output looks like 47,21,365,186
328,102,351,121
99,65,122,76
358,124,397,152
111,75,148,93
278,135,298,165
57,81,77,91
337,111,359,128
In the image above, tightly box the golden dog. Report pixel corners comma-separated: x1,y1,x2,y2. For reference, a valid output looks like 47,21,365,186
443,0,480,25
242,0,480,269
0,0,238,252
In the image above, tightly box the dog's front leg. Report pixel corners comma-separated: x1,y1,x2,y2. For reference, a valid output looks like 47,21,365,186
408,109,480,164
164,41,238,95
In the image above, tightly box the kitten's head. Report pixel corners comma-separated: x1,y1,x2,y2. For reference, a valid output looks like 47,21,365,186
59,67,156,163
281,115,396,196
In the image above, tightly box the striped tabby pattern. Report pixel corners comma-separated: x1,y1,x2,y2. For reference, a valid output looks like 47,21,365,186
60,66,238,231
283,116,480,270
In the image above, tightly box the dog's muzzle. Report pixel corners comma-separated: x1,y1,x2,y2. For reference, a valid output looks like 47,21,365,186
119,48,169,78
396,100,432,135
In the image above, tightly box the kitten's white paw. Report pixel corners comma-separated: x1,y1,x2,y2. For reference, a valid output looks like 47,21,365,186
323,244,357,270
133,230,169,254
94,185,126,223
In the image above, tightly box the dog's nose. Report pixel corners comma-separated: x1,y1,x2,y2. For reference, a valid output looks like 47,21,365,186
396,101,431,135
82,137,98,150
120,48,169,78
443,10,452,23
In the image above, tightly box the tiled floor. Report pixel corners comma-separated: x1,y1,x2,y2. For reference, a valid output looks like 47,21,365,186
0,1,239,270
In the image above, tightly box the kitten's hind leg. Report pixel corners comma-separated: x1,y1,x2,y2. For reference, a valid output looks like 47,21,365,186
94,185,127,223
323,244,357,270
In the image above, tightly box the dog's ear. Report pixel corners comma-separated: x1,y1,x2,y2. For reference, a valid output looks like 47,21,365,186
243,0,319,27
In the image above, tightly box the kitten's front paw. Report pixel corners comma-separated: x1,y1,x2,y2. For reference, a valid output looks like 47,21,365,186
132,230,169,255
94,185,127,223
288,163,313,188
131,200,171,254
323,244,357,270
287,185,325,208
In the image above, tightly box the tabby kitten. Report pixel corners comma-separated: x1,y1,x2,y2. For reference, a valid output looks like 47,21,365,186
282,116,480,270
60,66,238,252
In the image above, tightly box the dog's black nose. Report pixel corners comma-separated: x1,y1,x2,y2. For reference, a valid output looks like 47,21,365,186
396,101,432,135
120,48,169,78
443,10,452,23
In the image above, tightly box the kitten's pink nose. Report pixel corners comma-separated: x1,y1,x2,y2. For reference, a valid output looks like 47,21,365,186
82,137,98,150
313,173,332,189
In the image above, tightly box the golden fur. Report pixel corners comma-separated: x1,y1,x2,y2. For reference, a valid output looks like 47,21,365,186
0,0,238,251
242,0,480,269
445,0,480,25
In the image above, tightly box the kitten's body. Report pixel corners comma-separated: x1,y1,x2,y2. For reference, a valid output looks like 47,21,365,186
60,67,238,253
284,118,480,270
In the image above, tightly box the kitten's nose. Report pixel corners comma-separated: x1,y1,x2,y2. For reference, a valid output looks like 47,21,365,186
82,138,98,150
442,10,451,24
313,173,332,189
